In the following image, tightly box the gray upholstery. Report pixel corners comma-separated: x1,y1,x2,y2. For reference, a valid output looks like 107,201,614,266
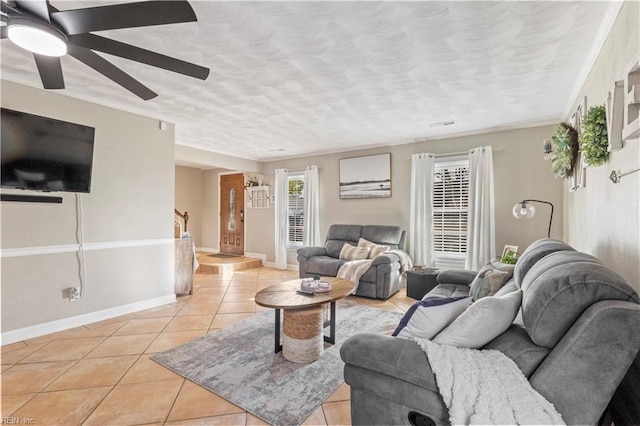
297,224,408,299
341,238,640,425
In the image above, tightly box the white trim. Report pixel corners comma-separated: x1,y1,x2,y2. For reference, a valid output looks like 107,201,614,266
0,294,177,345
197,247,219,253
562,0,624,117
1,238,174,258
245,251,267,264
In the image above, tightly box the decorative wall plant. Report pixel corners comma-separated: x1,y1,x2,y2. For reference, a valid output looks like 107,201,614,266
580,104,609,166
550,122,579,179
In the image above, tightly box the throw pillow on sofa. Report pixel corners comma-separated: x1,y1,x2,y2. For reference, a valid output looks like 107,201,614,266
357,238,390,259
339,243,370,260
469,259,515,301
433,289,523,348
392,297,472,340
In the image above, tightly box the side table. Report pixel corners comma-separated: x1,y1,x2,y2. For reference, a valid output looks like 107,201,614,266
406,269,439,300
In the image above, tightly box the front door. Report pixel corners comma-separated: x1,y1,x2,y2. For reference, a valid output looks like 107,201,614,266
220,173,245,255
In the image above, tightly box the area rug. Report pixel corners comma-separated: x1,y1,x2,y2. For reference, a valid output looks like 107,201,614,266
151,301,402,425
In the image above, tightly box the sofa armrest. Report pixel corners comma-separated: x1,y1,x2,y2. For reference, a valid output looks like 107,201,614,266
340,333,437,391
436,269,477,286
371,253,398,266
296,246,327,258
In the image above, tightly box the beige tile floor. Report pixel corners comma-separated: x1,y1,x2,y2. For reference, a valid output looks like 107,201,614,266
1,267,414,425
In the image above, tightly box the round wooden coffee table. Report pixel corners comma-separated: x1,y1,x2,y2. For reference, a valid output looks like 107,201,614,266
255,277,355,363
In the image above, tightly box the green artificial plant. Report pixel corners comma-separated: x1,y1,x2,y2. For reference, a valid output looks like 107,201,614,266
580,105,609,166
550,122,579,179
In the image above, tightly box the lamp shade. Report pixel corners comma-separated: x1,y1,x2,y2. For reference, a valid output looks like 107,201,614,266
513,201,536,219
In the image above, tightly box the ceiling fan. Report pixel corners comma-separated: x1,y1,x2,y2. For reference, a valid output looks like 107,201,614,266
0,0,209,100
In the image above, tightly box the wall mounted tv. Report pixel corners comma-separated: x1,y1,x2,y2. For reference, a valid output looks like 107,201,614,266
1,108,95,193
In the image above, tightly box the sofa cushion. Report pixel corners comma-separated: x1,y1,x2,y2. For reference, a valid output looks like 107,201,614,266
514,238,575,287
483,321,550,377
393,296,472,340
358,238,390,259
469,259,514,301
361,225,404,249
339,243,370,260
434,290,523,348
324,224,364,258
423,283,470,300
304,255,346,276
520,251,639,348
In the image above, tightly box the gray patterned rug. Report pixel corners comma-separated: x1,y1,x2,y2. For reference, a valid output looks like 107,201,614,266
151,300,402,425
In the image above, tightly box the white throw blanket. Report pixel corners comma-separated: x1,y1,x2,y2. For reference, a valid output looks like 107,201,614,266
337,250,414,293
416,338,566,425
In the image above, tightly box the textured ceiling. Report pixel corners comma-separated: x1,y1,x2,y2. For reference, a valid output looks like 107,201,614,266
0,1,618,163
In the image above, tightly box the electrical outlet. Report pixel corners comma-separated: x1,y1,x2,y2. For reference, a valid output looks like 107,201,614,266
69,287,81,301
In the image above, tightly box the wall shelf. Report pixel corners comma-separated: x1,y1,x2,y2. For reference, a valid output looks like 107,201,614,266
247,186,270,209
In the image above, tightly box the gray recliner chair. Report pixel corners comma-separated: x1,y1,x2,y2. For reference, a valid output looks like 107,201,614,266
297,224,407,299
340,239,640,425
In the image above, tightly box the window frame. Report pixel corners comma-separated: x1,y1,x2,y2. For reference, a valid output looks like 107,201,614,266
286,173,305,248
432,156,470,269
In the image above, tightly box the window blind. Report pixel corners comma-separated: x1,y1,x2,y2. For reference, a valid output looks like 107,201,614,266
287,175,305,244
432,159,469,264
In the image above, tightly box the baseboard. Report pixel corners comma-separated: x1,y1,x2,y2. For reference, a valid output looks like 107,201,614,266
197,247,218,253
1,294,177,345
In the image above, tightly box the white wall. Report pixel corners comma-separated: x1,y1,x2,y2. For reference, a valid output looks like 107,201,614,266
564,1,640,290
175,166,204,247
244,124,563,266
1,81,176,340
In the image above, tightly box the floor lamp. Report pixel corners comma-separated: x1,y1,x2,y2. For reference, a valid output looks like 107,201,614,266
512,199,554,238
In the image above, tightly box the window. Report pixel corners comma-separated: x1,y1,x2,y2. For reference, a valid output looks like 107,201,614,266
287,173,305,246
432,158,469,270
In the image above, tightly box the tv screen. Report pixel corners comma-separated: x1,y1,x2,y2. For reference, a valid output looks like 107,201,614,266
1,108,95,193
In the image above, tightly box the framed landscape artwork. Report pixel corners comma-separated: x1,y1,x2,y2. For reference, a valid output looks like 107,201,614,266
339,153,391,199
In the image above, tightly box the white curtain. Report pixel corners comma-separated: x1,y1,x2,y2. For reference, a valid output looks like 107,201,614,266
409,153,435,267
274,168,288,270
466,146,496,270
303,165,321,246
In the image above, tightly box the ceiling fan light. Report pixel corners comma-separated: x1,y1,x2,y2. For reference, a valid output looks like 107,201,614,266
8,18,67,57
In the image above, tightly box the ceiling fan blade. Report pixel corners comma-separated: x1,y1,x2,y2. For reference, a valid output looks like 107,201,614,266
15,0,50,22
68,34,209,80
67,44,157,100
1,1,22,16
33,53,64,89
51,1,197,36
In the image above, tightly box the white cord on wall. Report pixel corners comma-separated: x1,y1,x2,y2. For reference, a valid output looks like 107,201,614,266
75,192,87,299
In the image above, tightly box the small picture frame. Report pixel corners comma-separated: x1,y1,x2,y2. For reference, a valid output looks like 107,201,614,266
502,245,519,258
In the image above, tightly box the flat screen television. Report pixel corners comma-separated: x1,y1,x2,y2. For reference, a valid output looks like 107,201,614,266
1,108,95,193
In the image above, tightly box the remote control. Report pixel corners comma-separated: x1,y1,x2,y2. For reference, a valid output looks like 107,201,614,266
296,290,315,296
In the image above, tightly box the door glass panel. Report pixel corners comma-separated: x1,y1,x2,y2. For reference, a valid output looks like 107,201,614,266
228,188,236,232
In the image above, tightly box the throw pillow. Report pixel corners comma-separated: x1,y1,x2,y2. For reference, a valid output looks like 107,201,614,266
393,296,472,340
339,243,370,261
433,289,523,348
357,238,390,259
469,259,515,301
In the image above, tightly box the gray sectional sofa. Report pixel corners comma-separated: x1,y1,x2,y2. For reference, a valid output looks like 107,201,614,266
340,238,640,425
297,224,407,299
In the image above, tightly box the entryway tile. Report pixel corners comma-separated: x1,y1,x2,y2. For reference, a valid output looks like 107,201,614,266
86,334,156,358
45,355,138,391
165,413,247,425
166,381,244,422
83,379,183,425
164,315,214,332
145,330,206,353
120,354,182,384
322,400,351,425
1,343,46,365
210,313,254,329
113,317,172,336
217,301,256,314
1,393,36,417
11,386,111,425
302,406,328,425
1,361,74,395
21,337,105,363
